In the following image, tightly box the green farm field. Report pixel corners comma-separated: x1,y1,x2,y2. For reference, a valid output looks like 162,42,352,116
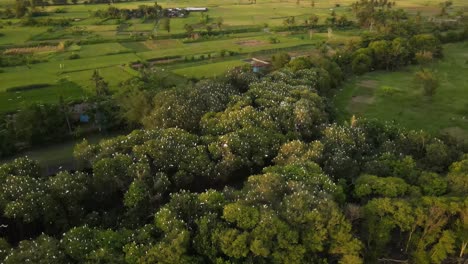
16,0,467,21
0,30,331,93
334,41,468,140
0,81,85,113
172,59,248,78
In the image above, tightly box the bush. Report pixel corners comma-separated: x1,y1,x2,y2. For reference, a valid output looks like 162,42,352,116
54,8,67,13
6,84,51,92
414,69,438,97
0,55,29,67
351,53,372,75
269,36,280,44
58,40,73,50
21,17,71,27
379,85,400,96
68,53,80,60
220,49,227,57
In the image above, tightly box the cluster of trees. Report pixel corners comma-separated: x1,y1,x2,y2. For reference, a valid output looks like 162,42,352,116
438,0,453,17
0,98,119,158
0,67,191,159
333,33,443,75
325,10,353,28
0,54,34,67
0,97,82,157
180,15,225,38
85,0,148,4
351,0,401,31
282,13,353,30
0,74,125,158
12,0,73,18
93,4,163,20
352,0,466,36
8,0,153,19
20,16,71,26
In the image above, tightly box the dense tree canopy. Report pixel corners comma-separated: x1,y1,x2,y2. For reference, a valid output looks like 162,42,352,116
1,61,466,263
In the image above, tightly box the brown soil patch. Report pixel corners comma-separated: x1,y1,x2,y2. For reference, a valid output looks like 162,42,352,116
351,95,375,104
144,39,181,49
236,39,266,47
440,127,468,141
131,57,183,69
358,80,378,89
405,6,439,15
4,46,58,55
347,96,373,113
149,57,183,64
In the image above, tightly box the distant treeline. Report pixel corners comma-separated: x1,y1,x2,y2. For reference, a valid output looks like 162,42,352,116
93,4,163,20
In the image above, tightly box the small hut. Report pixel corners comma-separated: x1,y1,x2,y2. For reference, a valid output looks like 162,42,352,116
248,58,271,73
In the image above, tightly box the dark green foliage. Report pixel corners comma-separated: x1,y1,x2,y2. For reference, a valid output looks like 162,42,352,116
68,53,80,60
0,102,73,150
271,52,291,70
417,172,447,196
20,17,71,27
5,84,51,92
336,32,443,75
0,54,31,67
351,53,372,75
93,4,163,20
4,235,65,264
14,0,28,18
447,155,468,195
355,174,410,199
91,69,110,96
143,79,240,132
0,238,10,262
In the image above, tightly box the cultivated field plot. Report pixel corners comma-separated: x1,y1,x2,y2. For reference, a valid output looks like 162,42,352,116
0,53,139,91
172,59,248,78
0,81,85,113
334,41,468,140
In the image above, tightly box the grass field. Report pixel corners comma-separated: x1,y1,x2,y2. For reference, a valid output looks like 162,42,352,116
173,59,248,78
334,41,468,140
0,81,86,113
